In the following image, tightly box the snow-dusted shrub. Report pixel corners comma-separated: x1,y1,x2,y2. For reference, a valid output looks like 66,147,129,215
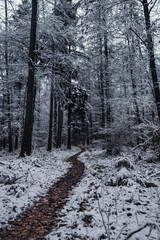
115,158,134,170
107,157,143,186
133,123,160,158
0,167,17,185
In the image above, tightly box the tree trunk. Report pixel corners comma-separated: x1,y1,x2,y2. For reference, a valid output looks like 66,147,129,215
99,35,105,128
54,99,57,147
86,121,90,145
89,111,93,144
56,104,63,148
67,44,72,150
143,0,160,122
47,79,54,151
1,73,6,149
104,32,112,154
104,32,111,126
5,0,13,152
15,136,18,150
20,0,38,157
127,37,141,125
67,84,72,149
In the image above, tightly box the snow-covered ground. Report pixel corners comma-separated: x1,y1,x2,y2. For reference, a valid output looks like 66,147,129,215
0,147,79,228
45,149,160,240
1,147,160,239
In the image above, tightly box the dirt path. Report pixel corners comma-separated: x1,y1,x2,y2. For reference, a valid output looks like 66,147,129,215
0,150,85,240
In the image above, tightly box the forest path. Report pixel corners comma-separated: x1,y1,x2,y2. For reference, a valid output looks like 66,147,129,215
0,150,85,240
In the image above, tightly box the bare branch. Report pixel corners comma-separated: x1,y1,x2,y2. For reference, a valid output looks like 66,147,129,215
129,28,148,48
125,223,159,239
149,0,158,13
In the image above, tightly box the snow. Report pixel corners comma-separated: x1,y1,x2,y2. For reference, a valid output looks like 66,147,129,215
45,149,160,240
1,147,160,239
0,147,79,228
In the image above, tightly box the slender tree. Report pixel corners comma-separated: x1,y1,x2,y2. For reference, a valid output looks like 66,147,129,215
56,103,63,148
47,50,55,151
47,77,54,151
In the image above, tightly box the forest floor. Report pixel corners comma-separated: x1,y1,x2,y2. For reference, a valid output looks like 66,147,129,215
0,147,160,239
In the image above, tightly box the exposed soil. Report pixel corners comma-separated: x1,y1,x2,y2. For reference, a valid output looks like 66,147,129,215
0,150,85,240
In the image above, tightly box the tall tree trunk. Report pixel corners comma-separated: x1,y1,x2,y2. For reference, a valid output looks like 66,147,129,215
54,99,57,147
1,73,6,149
104,32,111,126
90,112,93,144
20,0,38,157
67,82,72,149
56,104,63,148
104,32,112,154
86,121,90,145
127,37,141,125
15,79,22,150
5,0,13,152
37,84,41,129
97,0,105,129
99,35,105,128
67,45,72,150
47,78,54,151
143,0,160,122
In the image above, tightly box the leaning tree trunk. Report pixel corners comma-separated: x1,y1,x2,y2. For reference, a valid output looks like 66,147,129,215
20,0,38,157
143,0,160,122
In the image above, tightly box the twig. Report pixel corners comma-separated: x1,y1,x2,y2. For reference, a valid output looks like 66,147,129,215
147,224,153,239
125,223,158,239
107,207,111,240
149,0,158,13
97,195,109,238
135,211,140,226
116,223,127,240
5,175,24,185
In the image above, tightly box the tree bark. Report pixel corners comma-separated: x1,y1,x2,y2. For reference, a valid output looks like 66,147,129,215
20,0,38,156
1,73,6,149
67,83,72,149
67,44,72,150
56,104,63,148
99,35,105,128
54,99,57,147
127,37,141,125
47,78,54,151
104,32,111,126
143,0,160,122
5,0,13,152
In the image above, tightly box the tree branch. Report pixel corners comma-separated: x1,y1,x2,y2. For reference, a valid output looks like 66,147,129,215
129,28,148,48
149,0,158,13
125,223,159,239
